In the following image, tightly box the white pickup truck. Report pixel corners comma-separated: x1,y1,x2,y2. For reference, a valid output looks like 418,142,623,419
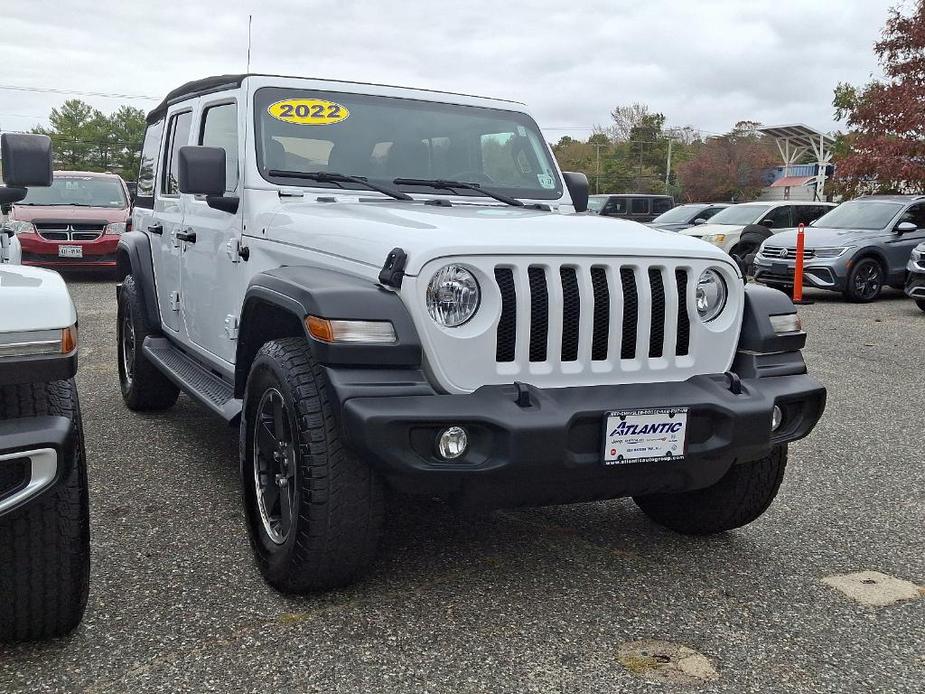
116,74,826,593
0,134,88,641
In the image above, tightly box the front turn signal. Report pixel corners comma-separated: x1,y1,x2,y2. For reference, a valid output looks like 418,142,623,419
305,316,396,344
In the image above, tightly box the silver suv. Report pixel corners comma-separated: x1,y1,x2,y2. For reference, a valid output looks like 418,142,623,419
754,196,925,302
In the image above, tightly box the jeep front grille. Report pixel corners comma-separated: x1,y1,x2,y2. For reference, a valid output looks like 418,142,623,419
493,263,691,364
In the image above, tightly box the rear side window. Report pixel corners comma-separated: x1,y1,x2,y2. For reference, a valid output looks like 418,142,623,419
630,198,649,215
161,111,193,197
652,198,672,214
135,118,164,208
603,198,627,215
200,103,239,192
762,206,792,229
794,205,827,227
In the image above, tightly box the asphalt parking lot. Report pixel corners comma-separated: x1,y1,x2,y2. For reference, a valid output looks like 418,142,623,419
1,276,923,694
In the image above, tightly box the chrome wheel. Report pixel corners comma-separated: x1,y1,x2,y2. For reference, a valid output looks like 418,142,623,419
121,311,135,386
252,388,297,545
853,260,882,300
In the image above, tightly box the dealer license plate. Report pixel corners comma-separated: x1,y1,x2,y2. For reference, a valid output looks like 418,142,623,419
58,245,82,258
603,407,688,465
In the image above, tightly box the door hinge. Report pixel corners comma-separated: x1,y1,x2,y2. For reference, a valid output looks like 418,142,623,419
226,238,249,262
169,291,180,312
224,314,239,340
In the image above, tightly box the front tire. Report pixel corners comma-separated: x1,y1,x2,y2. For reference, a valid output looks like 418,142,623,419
843,257,884,303
633,445,787,535
241,338,384,593
118,275,179,410
0,380,90,641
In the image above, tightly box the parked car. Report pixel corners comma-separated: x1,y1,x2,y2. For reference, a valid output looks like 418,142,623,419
587,194,674,222
681,201,835,269
905,242,925,312
754,196,925,302
116,74,825,593
6,170,130,272
647,203,730,232
0,133,89,641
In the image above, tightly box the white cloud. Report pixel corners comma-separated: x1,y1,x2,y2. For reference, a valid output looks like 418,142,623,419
0,0,891,140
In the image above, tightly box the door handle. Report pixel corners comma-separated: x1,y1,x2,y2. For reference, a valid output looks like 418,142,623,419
176,229,197,243
147,223,163,235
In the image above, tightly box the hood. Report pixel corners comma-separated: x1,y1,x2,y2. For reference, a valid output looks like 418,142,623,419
769,226,880,249
679,222,745,239
266,200,737,275
0,265,76,332
12,204,129,224
648,222,689,232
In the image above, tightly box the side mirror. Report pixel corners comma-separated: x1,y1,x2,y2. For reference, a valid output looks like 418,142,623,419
562,171,589,213
693,218,707,225
760,219,775,228
178,146,238,213
1,133,53,187
896,221,917,234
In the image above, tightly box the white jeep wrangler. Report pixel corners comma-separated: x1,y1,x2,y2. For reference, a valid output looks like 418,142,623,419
117,74,826,592
0,134,89,640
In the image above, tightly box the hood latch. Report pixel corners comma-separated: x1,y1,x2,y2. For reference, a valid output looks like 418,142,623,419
379,247,408,289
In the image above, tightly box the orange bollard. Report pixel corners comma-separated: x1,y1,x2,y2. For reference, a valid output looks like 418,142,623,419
792,223,812,305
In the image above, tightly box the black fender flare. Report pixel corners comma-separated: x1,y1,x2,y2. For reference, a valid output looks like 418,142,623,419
236,266,423,397
849,246,891,278
738,283,806,354
116,231,161,331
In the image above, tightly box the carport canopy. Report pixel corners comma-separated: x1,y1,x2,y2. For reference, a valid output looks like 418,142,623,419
759,124,834,201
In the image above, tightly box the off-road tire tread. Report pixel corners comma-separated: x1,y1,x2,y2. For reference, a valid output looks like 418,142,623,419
0,379,89,641
633,446,787,535
243,338,384,592
118,275,179,410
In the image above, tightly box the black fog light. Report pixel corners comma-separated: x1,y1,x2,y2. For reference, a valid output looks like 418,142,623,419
436,426,468,460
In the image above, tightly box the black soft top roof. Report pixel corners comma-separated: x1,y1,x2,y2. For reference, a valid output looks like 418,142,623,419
145,73,525,124
146,74,246,124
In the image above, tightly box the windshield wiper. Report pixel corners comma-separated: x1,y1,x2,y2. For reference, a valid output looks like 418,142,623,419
393,178,524,207
267,170,412,201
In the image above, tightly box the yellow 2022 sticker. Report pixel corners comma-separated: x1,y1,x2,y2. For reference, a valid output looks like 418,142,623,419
267,98,350,126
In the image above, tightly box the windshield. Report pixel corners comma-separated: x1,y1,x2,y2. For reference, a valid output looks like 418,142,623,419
811,201,904,230
18,175,127,208
254,88,562,200
587,196,607,213
707,204,769,225
652,205,705,224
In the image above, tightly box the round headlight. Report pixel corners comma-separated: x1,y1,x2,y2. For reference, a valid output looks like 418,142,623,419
696,269,727,322
426,265,480,327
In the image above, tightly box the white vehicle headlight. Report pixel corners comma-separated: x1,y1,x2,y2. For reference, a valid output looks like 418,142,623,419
105,222,127,234
696,269,727,322
811,247,850,258
426,264,480,327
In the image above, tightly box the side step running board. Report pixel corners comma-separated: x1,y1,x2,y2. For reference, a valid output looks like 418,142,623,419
143,337,242,422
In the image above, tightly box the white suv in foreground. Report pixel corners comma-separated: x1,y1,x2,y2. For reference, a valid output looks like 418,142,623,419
116,74,826,592
1,134,89,641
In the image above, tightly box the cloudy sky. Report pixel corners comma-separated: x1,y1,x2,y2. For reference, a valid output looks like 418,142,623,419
0,0,895,141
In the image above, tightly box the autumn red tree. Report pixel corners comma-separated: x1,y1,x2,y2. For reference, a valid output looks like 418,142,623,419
675,123,776,202
833,1,925,195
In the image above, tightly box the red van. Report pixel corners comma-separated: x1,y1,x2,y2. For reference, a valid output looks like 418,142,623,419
9,171,130,271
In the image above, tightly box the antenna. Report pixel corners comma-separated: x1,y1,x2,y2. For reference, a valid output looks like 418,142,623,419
246,15,253,73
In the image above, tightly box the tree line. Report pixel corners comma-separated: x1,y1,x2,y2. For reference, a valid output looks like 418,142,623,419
554,0,925,203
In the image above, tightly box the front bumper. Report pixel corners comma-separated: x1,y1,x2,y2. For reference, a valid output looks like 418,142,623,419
753,254,846,291
339,369,826,509
18,233,119,269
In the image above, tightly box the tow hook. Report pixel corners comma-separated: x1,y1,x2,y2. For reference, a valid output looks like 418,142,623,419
725,371,743,395
514,381,532,408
